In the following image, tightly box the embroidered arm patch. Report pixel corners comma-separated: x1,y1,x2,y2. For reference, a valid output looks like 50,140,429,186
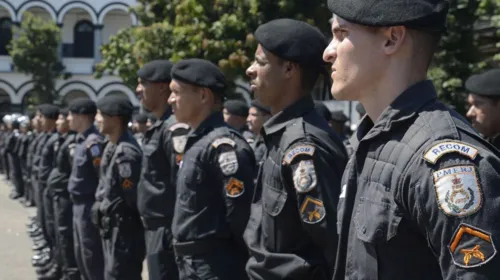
169,123,190,131
448,223,496,268
433,165,482,217
218,150,239,176
212,137,236,148
299,196,326,224
292,160,317,193
225,177,245,198
424,141,478,164
283,145,315,165
118,162,134,189
172,135,187,154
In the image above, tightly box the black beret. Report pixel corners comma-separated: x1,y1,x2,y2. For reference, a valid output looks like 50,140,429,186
27,111,35,119
59,108,69,117
39,104,60,120
137,60,174,83
250,100,271,115
171,58,227,94
331,110,348,123
356,103,366,116
314,101,332,121
69,99,97,115
147,113,157,123
255,18,327,68
328,0,449,32
134,113,148,124
224,100,249,117
97,96,134,117
465,69,500,97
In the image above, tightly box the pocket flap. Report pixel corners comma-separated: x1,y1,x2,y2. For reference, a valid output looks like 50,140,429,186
263,185,287,217
354,197,402,243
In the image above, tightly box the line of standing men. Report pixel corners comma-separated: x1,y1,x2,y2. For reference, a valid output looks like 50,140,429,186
1,0,500,278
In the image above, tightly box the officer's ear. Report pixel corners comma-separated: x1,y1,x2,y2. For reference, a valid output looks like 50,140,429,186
381,25,407,55
199,87,214,105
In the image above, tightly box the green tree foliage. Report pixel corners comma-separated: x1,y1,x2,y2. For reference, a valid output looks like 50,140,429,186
95,0,330,90
8,12,65,104
429,0,500,113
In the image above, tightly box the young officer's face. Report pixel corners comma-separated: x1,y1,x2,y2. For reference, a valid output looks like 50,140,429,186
323,16,384,101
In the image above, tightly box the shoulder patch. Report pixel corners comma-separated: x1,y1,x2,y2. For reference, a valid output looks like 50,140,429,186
299,196,326,224
89,144,101,157
449,223,496,268
218,150,239,176
293,160,317,193
118,162,132,178
424,141,478,164
172,135,187,154
169,123,190,131
212,137,236,148
225,177,245,198
433,165,482,217
283,144,315,165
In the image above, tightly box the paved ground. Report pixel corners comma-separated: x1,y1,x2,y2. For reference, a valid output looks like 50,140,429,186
0,175,37,280
0,175,149,279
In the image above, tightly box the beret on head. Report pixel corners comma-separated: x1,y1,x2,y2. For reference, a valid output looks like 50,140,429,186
328,0,449,32
39,104,60,120
465,69,500,97
314,101,332,121
97,96,134,117
250,100,271,115
171,58,227,94
331,110,348,123
255,18,327,68
137,60,174,83
134,113,148,124
147,113,157,123
69,99,97,115
27,111,35,120
59,108,69,117
224,100,249,117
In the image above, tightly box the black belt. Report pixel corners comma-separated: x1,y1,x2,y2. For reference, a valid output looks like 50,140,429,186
70,194,95,204
173,239,228,257
141,217,170,230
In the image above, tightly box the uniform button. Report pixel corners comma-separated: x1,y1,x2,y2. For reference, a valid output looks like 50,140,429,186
362,226,367,234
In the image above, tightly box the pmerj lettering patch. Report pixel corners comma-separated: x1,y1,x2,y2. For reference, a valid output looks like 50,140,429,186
424,141,478,164
448,223,496,268
212,137,236,148
118,162,132,178
283,145,315,165
433,165,482,217
293,160,317,193
218,150,239,176
172,135,187,154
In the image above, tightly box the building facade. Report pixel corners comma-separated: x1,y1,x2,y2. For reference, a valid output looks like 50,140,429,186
0,0,139,112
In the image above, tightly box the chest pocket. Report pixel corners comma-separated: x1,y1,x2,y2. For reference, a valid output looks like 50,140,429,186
177,157,204,213
353,197,402,244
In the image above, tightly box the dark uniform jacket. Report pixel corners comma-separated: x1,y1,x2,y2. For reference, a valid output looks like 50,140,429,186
39,131,59,187
138,109,189,224
172,112,255,253
334,80,500,280
47,132,76,192
250,135,266,167
32,132,50,181
68,126,104,201
244,95,347,280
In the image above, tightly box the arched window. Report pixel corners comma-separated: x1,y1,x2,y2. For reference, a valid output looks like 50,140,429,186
0,18,12,55
74,20,94,58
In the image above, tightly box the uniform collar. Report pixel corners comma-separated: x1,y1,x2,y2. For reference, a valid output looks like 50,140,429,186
116,130,133,144
189,112,225,138
350,80,437,151
263,94,314,136
150,107,173,130
78,125,98,142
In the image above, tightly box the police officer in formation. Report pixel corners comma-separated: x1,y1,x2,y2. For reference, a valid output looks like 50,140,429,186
223,99,255,142
465,68,500,149
244,18,347,279
67,99,105,280
169,58,255,279
132,113,148,147
2,1,500,279
135,60,189,280
324,0,500,278
246,100,271,165
93,96,145,279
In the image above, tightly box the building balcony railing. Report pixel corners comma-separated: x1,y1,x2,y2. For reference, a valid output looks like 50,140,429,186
63,57,94,74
